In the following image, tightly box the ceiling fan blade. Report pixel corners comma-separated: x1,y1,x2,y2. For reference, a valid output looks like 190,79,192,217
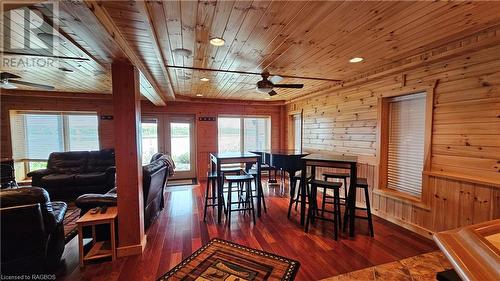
9,80,55,90
0,82,18,89
269,75,283,84
273,83,304,89
1,72,21,80
268,90,278,96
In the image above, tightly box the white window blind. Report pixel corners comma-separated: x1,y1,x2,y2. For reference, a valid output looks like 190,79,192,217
387,93,426,197
13,112,99,160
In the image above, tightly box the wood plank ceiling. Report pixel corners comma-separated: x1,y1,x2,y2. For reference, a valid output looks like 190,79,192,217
2,1,500,102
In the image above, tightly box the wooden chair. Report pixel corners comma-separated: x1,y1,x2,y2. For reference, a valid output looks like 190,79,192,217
246,169,267,213
322,172,350,215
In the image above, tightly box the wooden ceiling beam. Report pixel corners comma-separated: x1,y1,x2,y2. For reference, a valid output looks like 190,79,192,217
135,0,176,101
82,0,168,106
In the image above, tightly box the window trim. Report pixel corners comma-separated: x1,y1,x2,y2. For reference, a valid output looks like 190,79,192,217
377,84,435,206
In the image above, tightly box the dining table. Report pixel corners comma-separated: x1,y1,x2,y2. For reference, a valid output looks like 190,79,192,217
299,153,358,237
210,152,262,223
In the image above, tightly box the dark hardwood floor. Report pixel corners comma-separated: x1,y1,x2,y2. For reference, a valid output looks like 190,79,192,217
57,181,437,281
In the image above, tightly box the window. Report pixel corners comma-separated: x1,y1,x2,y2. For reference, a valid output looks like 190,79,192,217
384,93,426,197
293,114,302,152
141,119,158,165
10,111,99,178
218,116,271,153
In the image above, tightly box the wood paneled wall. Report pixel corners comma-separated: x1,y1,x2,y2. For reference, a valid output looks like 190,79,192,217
286,42,500,237
0,95,284,181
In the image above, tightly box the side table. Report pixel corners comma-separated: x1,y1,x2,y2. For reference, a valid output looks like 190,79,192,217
76,206,117,267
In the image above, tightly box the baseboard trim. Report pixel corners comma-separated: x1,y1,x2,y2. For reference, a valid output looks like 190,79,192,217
117,235,147,257
372,210,435,239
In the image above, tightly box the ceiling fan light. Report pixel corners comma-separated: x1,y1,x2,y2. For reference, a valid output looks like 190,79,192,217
172,48,192,57
209,37,225,46
349,57,364,63
256,86,273,93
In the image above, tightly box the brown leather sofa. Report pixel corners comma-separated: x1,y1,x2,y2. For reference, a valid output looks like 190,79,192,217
75,154,174,230
27,149,115,200
0,187,67,274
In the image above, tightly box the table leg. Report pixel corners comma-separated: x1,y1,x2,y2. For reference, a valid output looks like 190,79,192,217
78,225,84,268
256,159,262,217
300,163,307,225
110,220,116,261
349,163,357,237
216,159,222,224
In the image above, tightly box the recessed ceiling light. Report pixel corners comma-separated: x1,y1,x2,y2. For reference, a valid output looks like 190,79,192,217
196,94,203,97
209,37,225,46
349,57,364,63
200,77,209,82
37,32,66,45
265,97,271,100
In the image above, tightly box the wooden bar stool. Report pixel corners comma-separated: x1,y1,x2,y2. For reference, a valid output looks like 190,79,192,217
246,169,267,213
305,179,342,240
343,178,374,237
287,173,311,218
225,174,256,228
203,171,224,222
322,172,350,215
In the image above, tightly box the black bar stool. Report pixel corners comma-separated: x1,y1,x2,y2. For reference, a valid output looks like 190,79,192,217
287,173,311,218
203,171,225,222
322,172,350,215
225,174,256,228
305,179,342,240
343,178,374,237
246,169,267,213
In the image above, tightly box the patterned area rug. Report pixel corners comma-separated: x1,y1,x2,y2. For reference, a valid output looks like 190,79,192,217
321,251,453,281
63,202,80,243
158,238,300,281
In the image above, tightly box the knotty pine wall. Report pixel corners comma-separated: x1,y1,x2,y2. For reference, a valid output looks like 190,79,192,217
0,95,284,180
286,43,500,236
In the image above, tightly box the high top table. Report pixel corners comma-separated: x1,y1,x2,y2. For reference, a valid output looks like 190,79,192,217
299,153,358,237
210,152,262,223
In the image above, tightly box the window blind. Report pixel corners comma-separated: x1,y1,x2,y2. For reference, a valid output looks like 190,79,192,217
218,116,271,153
387,93,426,197
11,112,99,160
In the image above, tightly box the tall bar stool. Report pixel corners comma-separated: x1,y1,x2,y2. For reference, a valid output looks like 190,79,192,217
225,174,256,228
322,172,350,216
203,170,224,222
287,173,311,218
305,179,342,240
343,178,374,237
246,169,267,213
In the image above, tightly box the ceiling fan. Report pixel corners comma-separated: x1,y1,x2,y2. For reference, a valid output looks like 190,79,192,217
1,72,55,90
256,72,304,96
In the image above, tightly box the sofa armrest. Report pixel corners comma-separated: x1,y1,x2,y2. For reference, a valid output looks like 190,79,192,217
75,191,117,214
27,168,52,178
27,169,53,186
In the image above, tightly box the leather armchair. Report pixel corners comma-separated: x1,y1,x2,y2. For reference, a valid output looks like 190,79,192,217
75,154,173,230
0,187,67,274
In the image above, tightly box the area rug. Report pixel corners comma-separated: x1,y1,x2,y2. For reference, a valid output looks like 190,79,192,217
320,251,453,281
63,202,80,243
157,238,300,281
